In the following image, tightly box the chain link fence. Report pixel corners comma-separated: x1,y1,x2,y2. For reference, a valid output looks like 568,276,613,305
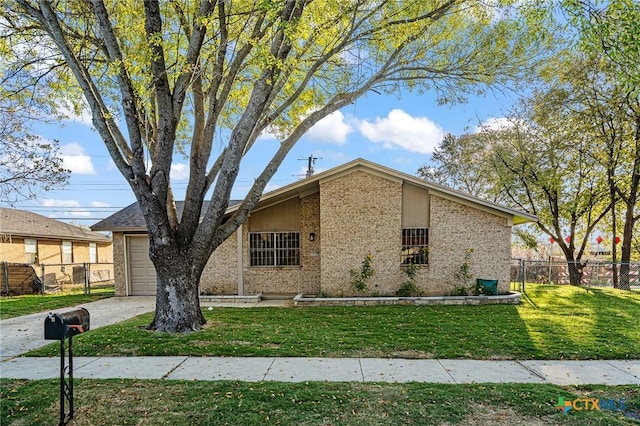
511,259,640,292
1,262,114,296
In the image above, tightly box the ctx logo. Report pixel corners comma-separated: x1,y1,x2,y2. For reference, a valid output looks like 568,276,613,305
556,397,627,414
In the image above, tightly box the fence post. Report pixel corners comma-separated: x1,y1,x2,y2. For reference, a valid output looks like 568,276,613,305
84,263,90,295
40,264,46,295
2,262,8,294
521,258,526,293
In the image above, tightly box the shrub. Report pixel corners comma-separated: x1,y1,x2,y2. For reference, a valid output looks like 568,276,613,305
396,262,422,297
350,253,375,294
454,248,475,294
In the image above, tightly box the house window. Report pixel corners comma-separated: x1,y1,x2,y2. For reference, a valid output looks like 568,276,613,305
25,239,38,264
61,241,73,264
89,243,97,263
402,228,429,265
250,232,300,266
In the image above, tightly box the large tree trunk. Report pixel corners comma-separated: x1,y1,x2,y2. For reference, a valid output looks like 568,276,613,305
567,259,585,286
559,244,584,286
149,247,206,333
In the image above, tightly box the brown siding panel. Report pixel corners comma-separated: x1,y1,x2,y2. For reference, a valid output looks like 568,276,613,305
250,197,300,231
402,183,430,228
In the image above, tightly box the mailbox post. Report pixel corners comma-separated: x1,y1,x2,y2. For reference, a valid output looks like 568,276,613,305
44,308,90,426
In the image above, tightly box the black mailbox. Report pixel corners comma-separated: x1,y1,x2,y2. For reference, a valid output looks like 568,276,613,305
44,308,90,340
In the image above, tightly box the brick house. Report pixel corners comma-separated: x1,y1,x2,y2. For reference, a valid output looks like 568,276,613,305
1,208,113,292
92,159,536,297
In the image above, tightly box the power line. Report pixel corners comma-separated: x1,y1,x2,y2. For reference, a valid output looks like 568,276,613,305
48,217,108,221
24,206,128,209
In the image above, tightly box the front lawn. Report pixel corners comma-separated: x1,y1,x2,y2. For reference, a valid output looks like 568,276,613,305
0,290,114,320
1,379,638,426
25,284,640,359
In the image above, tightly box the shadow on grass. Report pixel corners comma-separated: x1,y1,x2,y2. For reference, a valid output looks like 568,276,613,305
517,285,640,359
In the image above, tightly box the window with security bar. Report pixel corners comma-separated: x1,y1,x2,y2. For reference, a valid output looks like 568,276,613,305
401,228,429,265
250,232,300,266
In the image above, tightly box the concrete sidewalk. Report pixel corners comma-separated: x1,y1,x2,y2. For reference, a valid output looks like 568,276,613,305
1,356,639,385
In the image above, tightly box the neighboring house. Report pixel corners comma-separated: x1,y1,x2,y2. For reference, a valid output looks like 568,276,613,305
1,208,113,292
92,159,537,297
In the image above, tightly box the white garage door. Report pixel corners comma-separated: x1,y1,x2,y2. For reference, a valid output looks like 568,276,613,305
127,236,157,296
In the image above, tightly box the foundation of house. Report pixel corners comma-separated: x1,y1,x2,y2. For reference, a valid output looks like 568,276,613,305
292,292,521,307
197,292,522,307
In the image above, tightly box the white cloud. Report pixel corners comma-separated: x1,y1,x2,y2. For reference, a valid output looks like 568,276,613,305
67,210,92,218
41,199,81,208
170,163,189,180
474,117,515,133
60,142,96,175
58,100,94,127
358,109,444,154
41,199,91,218
91,201,111,208
307,111,353,144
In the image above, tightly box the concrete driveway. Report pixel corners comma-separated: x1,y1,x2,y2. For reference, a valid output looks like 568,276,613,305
0,296,155,360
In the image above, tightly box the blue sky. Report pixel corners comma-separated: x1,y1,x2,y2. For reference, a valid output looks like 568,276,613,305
12,88,518,226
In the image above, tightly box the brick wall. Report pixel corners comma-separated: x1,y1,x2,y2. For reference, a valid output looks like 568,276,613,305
112,233,126,296
317,172,512,297
320,170,404,296
427,195,511,294
299,193,321,294
0,239,27,263
201,231,238,294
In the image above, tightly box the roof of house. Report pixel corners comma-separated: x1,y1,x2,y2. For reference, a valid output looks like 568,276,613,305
0,208,111,243
91,158,538,232
91,200,242,232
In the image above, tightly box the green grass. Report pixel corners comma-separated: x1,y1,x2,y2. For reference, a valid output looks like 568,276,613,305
1,379,638,425
0,289,114,320
25,284,640,359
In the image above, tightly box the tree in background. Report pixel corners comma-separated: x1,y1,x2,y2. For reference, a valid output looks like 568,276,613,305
562,0,640,289
421,88,614,285
0,109,69,204
417,132,504,203
1,0,557,332
489,100,612,285
551,56,639,289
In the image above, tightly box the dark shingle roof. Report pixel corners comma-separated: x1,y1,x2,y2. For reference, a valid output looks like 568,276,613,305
91,200,242,232
91,202,147,232
0,208,111,242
